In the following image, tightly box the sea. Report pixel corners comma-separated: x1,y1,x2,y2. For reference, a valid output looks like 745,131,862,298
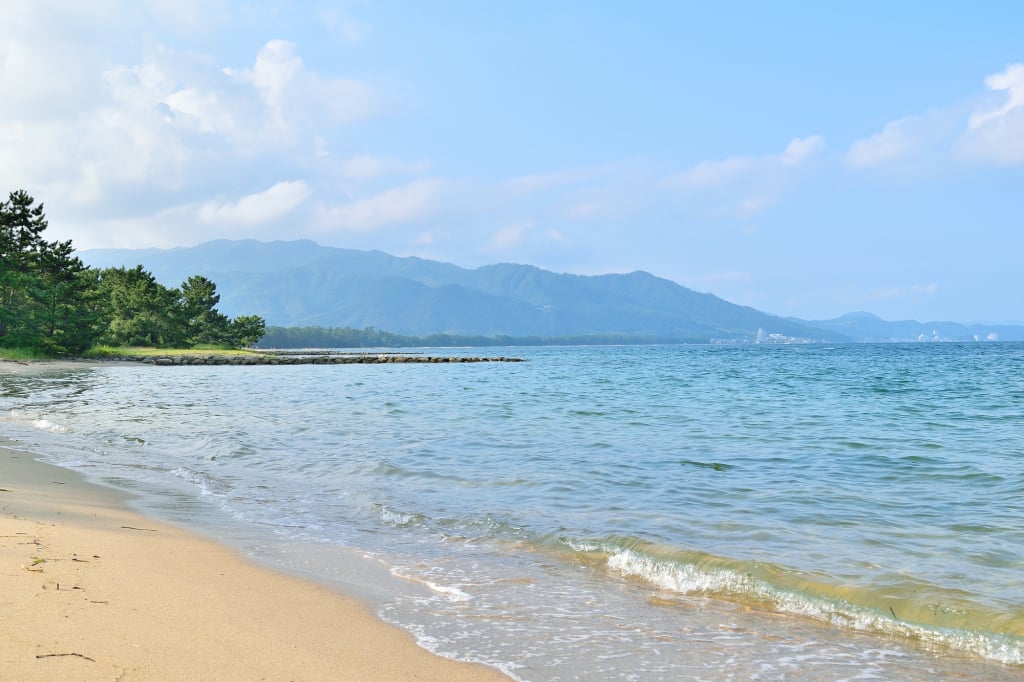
2,343,1023,681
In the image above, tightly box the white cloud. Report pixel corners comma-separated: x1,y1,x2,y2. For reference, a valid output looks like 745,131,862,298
675,136,824,190
0,9,102,119
233,40,301,134
780,135,826,166
337,155,430,181
163,87,238,134
847,63,1024,170
0,9,384,225
483,221,571,256
968,63,1024,129
487,221,535,252
847,116,921,168
563,184,649,221
500,161,657,224
319,8,368,43
674,157,755,189
0,4,406,253
315,179,448,232
414,230,441,245
845,109,959,170
959,63,1024,164
144,0,228,32
503,165,610,194
226,40,379,139
669,135,825,217
735,196,776,217
564,198,613,219
64,179,312,248
198,181,312,225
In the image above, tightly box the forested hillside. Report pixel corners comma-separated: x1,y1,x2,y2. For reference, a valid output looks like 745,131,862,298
83,239,843,342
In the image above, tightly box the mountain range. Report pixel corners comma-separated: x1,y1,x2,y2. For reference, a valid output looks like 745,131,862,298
80,240,1023,343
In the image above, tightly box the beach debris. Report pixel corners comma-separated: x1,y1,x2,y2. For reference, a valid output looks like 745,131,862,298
120,525,157,532
48,583,83,591
36,653,95,662
23,556,46,571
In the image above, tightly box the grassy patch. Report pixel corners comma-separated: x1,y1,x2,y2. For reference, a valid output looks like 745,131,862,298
82,346,258,359
0,347,51,361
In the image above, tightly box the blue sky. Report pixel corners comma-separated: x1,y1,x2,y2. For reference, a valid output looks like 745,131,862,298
2,2,1022,323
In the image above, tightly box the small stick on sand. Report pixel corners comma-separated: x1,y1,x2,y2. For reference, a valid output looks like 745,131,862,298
36,653,96,662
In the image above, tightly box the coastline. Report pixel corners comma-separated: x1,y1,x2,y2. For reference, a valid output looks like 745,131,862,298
0,447,509,681
0,358,111,374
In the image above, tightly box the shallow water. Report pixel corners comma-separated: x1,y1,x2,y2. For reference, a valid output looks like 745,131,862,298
2,343,1023,679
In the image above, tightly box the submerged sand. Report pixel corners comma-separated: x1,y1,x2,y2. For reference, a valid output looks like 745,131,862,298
0,449,508,681
0,359,106,374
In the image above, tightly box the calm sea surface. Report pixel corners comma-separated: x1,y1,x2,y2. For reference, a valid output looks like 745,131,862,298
3,343,1023,680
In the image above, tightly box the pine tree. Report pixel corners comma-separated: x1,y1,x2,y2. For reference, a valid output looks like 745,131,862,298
96,266,180,347
1,189,265,354
179,275,230,346
0,190,49,345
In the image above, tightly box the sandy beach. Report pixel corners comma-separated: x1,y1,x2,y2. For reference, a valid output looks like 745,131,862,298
0,446,509,681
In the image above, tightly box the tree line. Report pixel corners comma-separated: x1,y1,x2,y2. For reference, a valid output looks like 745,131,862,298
0,190,265,355
258,325,693,349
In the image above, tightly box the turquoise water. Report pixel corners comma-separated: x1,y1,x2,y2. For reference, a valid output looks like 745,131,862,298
2,343,1023,679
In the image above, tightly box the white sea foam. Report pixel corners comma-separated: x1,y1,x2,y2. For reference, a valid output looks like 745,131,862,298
388,566,472,602
422,580,472,602
377,505,421,527
605,547,1024,665
31,417,67,433
170,466,217,496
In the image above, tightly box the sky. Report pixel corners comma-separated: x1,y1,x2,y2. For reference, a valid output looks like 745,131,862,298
2,2,1022,323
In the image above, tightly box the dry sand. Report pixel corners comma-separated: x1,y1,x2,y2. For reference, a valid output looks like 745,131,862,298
0,448,509,681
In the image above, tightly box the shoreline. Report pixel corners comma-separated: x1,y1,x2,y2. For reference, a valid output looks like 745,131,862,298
0,447,509,681
0,359,108,373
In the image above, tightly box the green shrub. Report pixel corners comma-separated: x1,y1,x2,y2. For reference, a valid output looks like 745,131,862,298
0,347,50,361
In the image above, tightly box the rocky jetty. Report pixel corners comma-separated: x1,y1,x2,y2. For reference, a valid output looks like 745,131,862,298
104,351,524,366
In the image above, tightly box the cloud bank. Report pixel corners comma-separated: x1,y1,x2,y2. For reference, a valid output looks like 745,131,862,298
846,63,1024,170
669,136,826,218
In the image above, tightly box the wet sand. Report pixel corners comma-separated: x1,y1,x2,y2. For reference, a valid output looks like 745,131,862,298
0,447,509,681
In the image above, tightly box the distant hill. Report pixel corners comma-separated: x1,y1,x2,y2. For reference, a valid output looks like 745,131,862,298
80,239,844,342
806,312,1024,342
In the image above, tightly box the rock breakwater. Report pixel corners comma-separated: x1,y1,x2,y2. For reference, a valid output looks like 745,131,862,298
103,352,524,366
